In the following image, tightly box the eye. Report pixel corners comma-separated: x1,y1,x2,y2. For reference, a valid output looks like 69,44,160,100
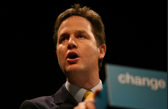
78,35,84,38
59,37,67,43
61,38,66,41
79,35,83,38
59,33,69,43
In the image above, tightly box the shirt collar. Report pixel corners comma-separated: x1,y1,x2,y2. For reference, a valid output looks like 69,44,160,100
65,80,103,103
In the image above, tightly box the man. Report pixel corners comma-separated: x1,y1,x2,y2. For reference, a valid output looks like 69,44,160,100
20,4,106,109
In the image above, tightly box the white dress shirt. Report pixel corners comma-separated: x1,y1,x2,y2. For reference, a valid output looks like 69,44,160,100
65,80,103,103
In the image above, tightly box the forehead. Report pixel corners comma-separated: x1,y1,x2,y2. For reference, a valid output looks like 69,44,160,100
58,16,92,35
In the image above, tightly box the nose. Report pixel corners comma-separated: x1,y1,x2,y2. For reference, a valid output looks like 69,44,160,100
67,35,77,49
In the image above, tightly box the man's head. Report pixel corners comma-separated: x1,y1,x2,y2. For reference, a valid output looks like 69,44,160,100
53,4,106,70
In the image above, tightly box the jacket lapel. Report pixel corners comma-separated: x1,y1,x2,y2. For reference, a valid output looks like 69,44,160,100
53,84,78,109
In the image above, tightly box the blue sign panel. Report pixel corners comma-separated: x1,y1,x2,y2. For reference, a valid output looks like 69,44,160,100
95,80,108,109
105,64,167,109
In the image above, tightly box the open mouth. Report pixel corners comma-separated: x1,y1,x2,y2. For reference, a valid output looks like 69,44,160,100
67,52,79,59
69,54,78,59
67,52,79,63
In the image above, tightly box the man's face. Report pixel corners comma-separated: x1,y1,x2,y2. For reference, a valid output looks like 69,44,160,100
56,16,104,78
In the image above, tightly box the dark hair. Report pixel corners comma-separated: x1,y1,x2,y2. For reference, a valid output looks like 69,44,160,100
53,4,106,69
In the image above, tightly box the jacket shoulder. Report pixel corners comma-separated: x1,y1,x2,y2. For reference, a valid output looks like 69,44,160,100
20,99,39,109
20,96,57,109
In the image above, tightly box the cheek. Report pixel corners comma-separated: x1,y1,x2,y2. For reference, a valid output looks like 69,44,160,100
84,44,99,59
58,52,63,60
57,47,65,61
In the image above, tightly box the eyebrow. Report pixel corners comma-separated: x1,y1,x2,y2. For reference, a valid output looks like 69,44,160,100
59,30,89,37
75,30,87,34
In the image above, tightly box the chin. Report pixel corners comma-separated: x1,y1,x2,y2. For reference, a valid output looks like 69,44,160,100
66,64,84,73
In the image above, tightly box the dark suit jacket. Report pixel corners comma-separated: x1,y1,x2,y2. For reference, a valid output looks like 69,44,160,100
19,84,78,109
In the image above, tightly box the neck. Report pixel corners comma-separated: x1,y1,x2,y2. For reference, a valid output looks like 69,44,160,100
67,73,100,90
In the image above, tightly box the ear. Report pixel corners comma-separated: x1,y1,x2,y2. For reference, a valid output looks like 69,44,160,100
56,51,58,56
98,44,106,59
